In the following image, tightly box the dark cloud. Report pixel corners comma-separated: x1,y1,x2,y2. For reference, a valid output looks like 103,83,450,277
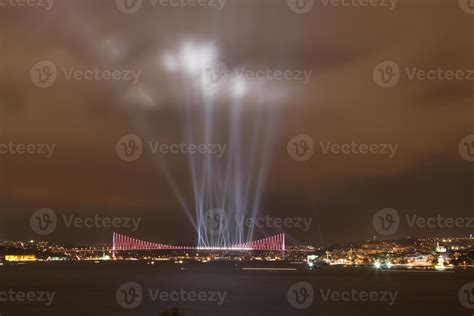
0,0,472,245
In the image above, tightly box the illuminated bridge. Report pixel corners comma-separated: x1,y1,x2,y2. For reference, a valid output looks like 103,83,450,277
112,232,286,257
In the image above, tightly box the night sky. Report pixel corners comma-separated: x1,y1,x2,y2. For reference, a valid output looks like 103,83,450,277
0,0,472,246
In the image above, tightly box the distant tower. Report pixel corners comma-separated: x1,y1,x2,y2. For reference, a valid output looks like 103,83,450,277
435,242,447,270
112,232,116,259
436,242,446,253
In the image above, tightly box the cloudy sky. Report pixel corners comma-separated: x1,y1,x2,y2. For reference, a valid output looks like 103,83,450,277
0,0,472,246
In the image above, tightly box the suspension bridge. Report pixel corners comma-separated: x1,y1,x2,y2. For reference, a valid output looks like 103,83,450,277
111,232,286,258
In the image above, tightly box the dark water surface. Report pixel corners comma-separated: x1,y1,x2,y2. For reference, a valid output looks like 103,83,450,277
0,262,472,316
